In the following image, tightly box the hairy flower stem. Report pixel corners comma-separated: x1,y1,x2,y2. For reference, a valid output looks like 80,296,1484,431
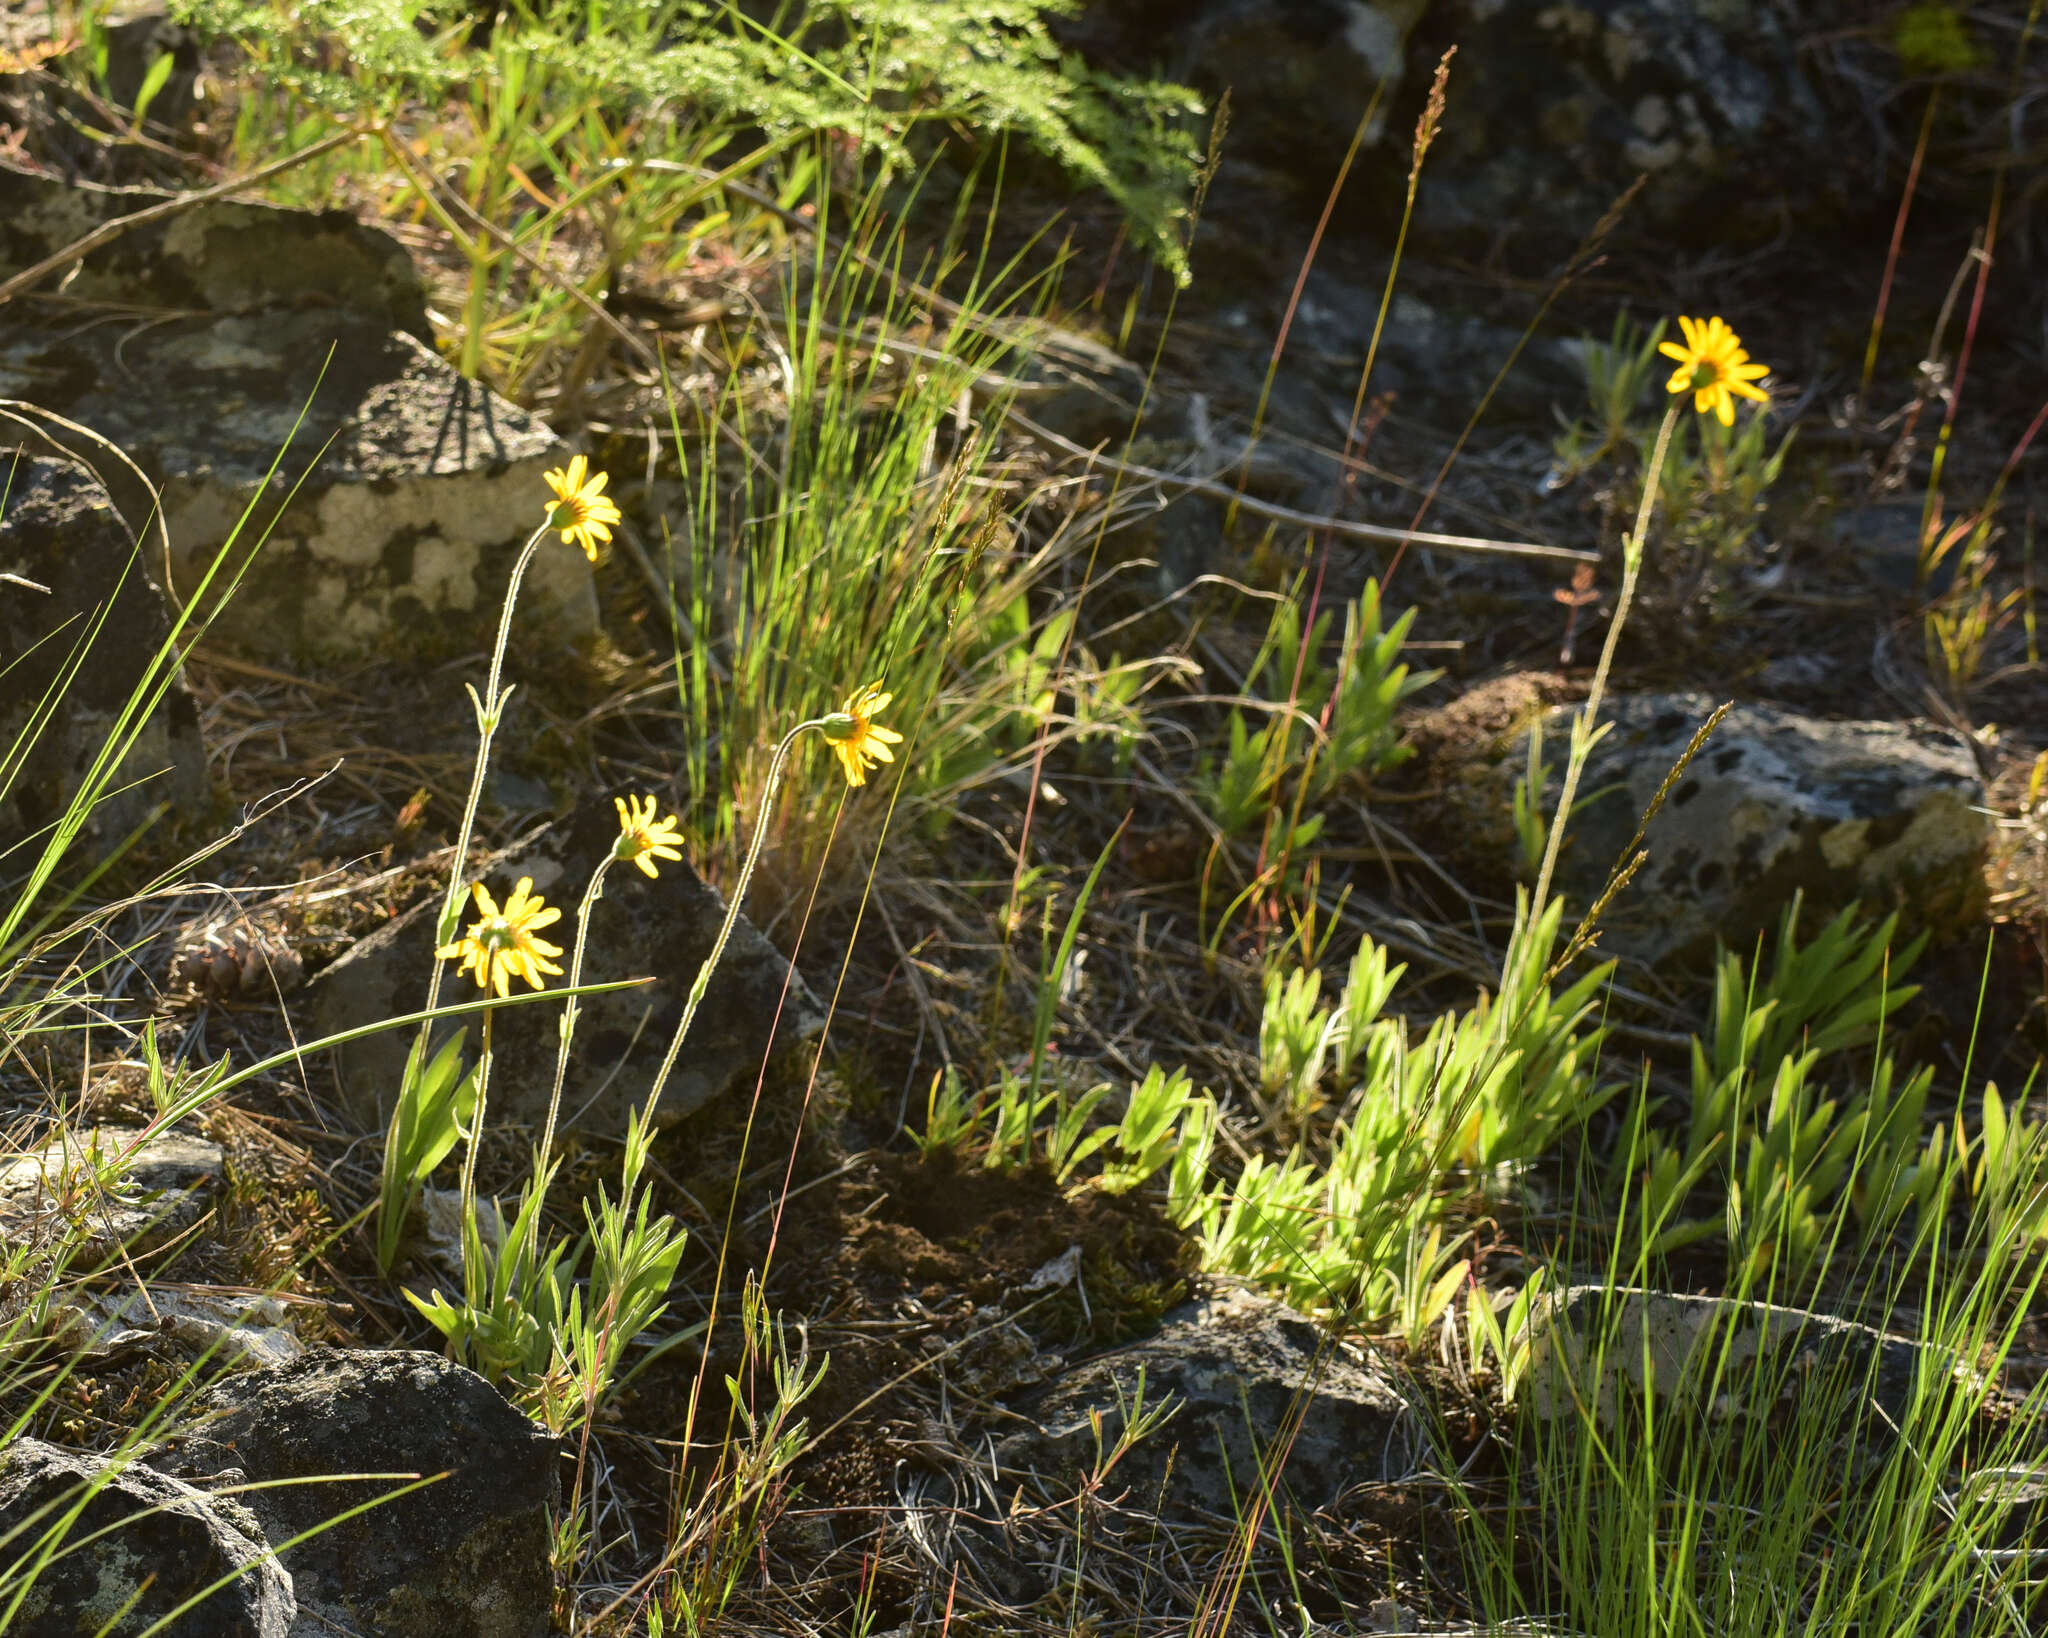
638,720,822,1125
1528,399,1683,931
536,856,618,1177
460,1008,496,1298
410,521,551,1078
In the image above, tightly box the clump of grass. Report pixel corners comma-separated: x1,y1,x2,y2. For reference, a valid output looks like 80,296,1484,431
1454,1117,2048,1638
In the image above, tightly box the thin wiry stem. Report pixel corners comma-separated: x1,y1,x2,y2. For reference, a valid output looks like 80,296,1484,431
411,520,553,1088
1529,399,1684,930
537,855,618,1176
460,1008,495,1298
637,719,823,1125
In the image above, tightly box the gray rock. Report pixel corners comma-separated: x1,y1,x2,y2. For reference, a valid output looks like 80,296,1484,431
0,167,597,667
0,165,429,335
1835,499,1952,597
1519,1285,1964,1428
1502,692,1987,965
997,1285,1427,1515
168,1349,559,1638
1409,0,1834,264
0,1122,223,1266
0,1437,294,1637
1062,1,1424,182
0,453,207,843
304,794,823,1136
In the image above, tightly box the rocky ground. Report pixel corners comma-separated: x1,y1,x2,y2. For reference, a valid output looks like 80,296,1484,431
1,2,2046,1635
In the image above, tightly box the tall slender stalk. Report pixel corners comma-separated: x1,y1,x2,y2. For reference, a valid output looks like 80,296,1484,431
638,720,823,1126
460,1009,495,1294
411,521,552,1077
537,855,619,1175
1528,400,1683,930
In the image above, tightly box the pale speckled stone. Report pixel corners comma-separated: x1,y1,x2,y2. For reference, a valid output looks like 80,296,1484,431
1519,1286,1965,1427
0,167,596,666
1501,692,1987,965
0,1122,223,1264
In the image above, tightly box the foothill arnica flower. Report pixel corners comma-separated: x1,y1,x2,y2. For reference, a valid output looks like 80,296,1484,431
436,876,565,997
613,793,685,879
819,680,904,787
1658,314,1770,426
542,453,623,562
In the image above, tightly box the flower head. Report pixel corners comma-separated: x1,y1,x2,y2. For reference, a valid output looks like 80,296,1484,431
436,876,564,997
613,793,685,879
819,680,904,788
1658,315,1770,427
542,454,623,562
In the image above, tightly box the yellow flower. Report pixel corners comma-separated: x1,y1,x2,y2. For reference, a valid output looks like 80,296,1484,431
819,680,904,788
613,793,685,880
436,877,564,998
1658,315,1770,427
541,454,623,562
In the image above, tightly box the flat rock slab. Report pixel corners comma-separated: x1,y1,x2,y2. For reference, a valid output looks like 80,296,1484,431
0,164,430,333
48,1285,303,1369
1486,692,1987,964
0,1121,223,1264
998,1285,1427,1517
0,165,596,666
168,1348,558,1638
0,452,206,841
305,793,822,1136
1520,1286,1966,1429
0,1436,294,1637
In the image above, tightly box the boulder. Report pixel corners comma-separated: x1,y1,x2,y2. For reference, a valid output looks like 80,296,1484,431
0,1122,223,1267
0,163,429,349
1474,692,1987,965
997,1284,1427,1515
1408,0,1834,263
168,1349,558,1638
0,166,597,667
0,453,207,843
304,793,823,1136
1059,1,1426,185
1065,0,1862,268
1519,1285,1965,1428
0,1437,294,1637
